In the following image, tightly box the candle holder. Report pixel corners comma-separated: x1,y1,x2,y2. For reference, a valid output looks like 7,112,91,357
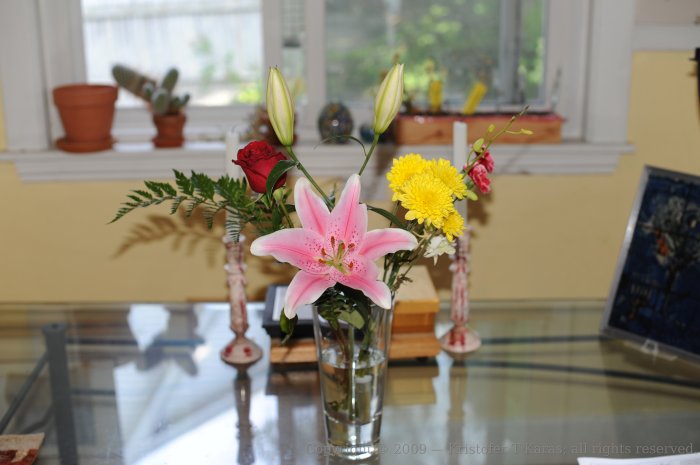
439,228,482,357
220,235,263,367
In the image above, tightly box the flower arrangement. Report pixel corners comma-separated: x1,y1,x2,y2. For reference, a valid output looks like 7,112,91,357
112,63,523,327
111,61,527,458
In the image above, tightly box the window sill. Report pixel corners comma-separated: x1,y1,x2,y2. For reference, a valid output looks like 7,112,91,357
0,141,634,182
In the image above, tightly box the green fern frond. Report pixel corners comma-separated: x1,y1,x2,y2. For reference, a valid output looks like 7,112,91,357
174,170,193,195
111,207,133,223
112,170,294,241
133,189,153,199
202,205,224,229
170,196,185,215
144,181,164,197
225,209,243,242
157,181,177,196
184,199,204,218
191,172,215,199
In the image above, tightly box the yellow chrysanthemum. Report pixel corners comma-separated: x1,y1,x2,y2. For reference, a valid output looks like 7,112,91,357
441,208,465,241
429,158,468,199
397,172,454,228
387,153,430,201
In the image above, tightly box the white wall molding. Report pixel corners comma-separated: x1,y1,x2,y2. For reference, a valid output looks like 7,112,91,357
633,25,700,51
0,1,50,150
547,1,591,141
0,142,634,184
585,0,636,144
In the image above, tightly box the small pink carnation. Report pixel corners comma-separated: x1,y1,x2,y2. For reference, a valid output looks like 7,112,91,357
469,164,491,193
479,151,495,173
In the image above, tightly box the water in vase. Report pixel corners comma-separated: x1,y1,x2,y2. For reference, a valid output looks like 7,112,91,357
318,345,387,459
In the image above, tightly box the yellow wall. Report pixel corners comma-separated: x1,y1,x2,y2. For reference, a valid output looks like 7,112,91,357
0,51,698,303
468,51,700,299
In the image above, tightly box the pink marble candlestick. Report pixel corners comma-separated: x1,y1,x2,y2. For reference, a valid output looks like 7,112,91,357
220,235,263,367
439,228,482,356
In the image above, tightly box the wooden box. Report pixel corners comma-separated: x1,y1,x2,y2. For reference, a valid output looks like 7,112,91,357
394,112,564,145
393,265,439,334
269,266,441,364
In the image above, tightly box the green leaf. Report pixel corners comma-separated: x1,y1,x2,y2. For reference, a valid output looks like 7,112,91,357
280,311,298,344
472,138,484,153
367,205,407,228
191,172,215,199
174,170,193,195
464,190,478,201
110,207,132,223
335,283,370,315
133,189,152,200
184,199,204,217
170,197,185,215
202,205,221,229
160,182,177,196
338,310,365,330
266,160,297,198
144,180,164,196
271,207,282,229
225,211,242,242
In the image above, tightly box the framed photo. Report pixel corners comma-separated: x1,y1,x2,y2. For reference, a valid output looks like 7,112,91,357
262,285,315,339
601,166,700,363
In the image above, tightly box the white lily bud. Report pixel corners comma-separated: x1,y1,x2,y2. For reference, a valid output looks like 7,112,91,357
266,67,295,146
373,63,404,135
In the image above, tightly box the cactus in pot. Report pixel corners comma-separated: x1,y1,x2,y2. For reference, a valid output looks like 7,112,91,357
112,64,189,147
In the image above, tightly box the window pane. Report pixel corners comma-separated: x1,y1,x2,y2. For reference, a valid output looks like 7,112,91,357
325,0,546,108
81,0,263,108
281,0,306,105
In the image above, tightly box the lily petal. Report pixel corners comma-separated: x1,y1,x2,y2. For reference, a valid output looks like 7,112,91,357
328,174,367,247
250,229,326,274
338,274,392,309
343,254,381,281
359,228,418,260
284,271,333,318
294,177,330,235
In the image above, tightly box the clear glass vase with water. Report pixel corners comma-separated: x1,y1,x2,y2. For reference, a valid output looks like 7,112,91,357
312,293,393,461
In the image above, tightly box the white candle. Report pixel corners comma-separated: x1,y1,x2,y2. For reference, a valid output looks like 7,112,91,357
452,121,468,224
225,127,242,179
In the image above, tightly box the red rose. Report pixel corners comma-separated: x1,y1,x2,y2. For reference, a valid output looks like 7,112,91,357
468,164,491,193
234,141,288,193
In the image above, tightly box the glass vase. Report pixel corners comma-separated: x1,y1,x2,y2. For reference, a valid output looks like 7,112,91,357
312,299,393,461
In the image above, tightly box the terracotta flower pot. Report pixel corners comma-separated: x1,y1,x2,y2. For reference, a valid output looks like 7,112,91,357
152,113,186,148
53,84,118,153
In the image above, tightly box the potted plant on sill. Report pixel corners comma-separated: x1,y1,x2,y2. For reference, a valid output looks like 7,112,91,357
52,83,118,153
112,64,190,148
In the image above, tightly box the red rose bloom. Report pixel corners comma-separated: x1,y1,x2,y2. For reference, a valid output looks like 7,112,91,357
234,141,288,193
468,164,491,194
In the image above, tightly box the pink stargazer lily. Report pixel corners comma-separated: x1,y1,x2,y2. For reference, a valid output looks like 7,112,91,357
251,174,417,318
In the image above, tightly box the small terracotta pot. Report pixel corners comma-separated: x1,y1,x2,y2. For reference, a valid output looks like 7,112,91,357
53,84,118,152
152,113,186,148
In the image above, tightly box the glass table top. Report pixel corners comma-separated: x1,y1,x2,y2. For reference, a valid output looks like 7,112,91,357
0,301,698,465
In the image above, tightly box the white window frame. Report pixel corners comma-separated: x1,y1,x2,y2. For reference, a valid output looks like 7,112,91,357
0,0,634,156
294,0,636,144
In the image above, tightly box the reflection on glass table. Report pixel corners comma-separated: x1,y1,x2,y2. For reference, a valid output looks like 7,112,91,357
0,301,698,465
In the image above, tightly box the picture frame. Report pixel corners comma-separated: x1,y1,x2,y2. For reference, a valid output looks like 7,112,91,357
601,166,700,363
